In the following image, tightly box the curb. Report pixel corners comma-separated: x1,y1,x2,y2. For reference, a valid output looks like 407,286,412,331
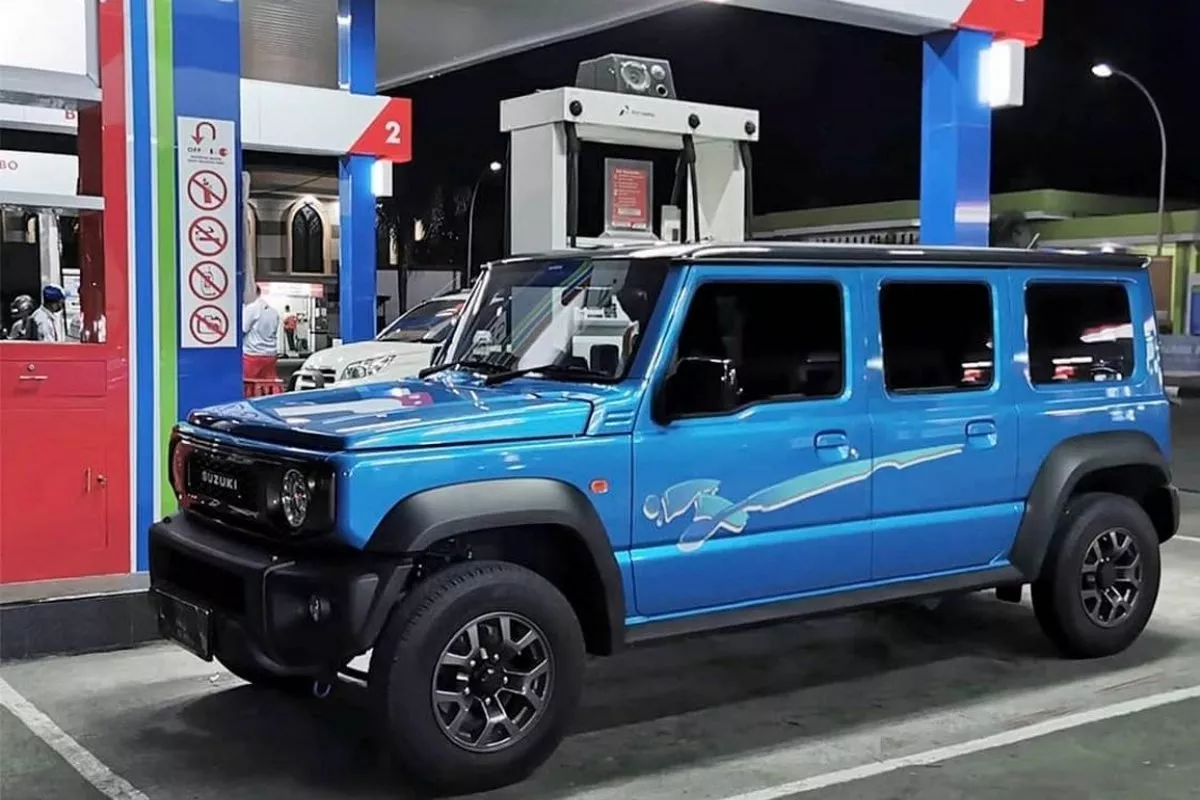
0,591,160,663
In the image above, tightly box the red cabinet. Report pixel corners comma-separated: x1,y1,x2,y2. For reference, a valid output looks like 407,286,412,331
0,352,128,583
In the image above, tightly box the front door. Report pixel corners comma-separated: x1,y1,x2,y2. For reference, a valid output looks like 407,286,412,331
630,267,872,618
861,270,1021,580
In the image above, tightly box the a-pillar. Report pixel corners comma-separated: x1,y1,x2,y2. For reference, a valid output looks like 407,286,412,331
338,0,378,342
919,29,992,247
172,0,243,412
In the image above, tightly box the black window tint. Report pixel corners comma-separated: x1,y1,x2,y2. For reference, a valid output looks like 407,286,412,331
675,281,844,406
880,282,994,393
1026,283,1134,384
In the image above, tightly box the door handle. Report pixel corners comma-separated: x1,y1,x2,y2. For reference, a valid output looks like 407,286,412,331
85,468,92,494
966,420,997,437
18,375,48,382
815,431,849,449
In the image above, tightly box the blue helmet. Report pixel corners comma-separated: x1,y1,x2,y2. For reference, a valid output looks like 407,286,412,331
42,284,65,304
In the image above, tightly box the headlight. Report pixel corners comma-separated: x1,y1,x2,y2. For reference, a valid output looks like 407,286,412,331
342,354,396,380
280,468,312,528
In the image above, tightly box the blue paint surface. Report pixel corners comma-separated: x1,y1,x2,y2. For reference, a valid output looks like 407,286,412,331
337,0,378,343
920,29,993,247
176,256,1169,627
129,0,155,569
173,0,243,417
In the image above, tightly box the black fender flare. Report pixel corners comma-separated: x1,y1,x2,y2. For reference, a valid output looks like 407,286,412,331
1009,430,1170,579
367,477,626,650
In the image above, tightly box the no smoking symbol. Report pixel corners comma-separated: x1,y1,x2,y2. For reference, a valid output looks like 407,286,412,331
187,170,228,211
187,216,228,257
189,305,229,345
188,261,228,301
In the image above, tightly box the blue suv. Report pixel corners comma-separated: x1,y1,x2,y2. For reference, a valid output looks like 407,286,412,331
150,243,1179,794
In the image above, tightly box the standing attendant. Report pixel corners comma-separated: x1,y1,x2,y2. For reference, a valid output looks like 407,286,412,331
242,285,281,381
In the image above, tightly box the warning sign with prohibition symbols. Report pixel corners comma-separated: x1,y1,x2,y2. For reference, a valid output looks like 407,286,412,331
187,261,229,301
189,305,230,346
178,116,237,348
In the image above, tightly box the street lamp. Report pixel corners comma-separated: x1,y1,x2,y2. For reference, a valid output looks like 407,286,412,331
466,160,503,284
1092,63,1168,256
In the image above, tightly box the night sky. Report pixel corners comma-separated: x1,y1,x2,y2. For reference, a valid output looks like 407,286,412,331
395,0,1198,256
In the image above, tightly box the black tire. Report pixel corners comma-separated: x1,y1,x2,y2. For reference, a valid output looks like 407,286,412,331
1032,492,1161,659
369,560,585,796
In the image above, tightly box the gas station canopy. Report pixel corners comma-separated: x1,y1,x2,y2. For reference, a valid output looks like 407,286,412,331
375,0,1043,87
240,0,1043,91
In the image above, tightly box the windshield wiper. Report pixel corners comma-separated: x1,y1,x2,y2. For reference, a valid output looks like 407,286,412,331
483,362,609,387
418,359,507,379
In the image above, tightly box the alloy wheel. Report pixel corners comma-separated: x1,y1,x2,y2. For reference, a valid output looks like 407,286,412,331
430,612,554,753
1079,527,1143,628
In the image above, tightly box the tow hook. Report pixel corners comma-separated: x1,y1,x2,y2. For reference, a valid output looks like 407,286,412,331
311,679,333,699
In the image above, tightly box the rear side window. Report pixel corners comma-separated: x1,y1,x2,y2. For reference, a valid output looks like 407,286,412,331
879,282,994,393
1026,283,1134,384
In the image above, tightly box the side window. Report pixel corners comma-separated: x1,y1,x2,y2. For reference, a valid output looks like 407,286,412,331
665,280,844,417
1026,283,1134,384
880,281,994,393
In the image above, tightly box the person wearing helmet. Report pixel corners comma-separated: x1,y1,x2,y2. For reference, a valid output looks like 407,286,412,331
30,284,67,342
6,294,37,340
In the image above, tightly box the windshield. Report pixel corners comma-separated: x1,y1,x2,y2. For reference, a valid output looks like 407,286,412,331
377,297,463,343
442,257,670,382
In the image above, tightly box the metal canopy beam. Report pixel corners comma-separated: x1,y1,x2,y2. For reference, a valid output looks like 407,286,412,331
374,0,1042,89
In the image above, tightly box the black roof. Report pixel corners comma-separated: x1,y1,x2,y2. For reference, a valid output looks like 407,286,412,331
494,241,1148,271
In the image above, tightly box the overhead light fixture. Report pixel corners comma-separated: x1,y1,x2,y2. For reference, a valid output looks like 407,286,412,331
488,161,502,173
1091,63,1114,78
979,39,1026,109
372,159,394,197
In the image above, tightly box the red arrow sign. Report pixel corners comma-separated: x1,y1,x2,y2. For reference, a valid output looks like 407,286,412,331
349,98,414,163
191,120,218,145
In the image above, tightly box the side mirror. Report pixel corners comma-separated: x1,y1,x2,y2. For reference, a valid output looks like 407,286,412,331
655,357,741,423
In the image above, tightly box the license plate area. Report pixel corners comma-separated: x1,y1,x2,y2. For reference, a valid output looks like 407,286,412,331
153,587,214,660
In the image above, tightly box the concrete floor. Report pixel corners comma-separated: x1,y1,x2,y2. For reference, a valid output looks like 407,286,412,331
4,411,1200,800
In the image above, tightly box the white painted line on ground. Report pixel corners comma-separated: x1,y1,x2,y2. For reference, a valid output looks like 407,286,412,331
712,684,1200,800
0,676,150,800
1175,535,1200,544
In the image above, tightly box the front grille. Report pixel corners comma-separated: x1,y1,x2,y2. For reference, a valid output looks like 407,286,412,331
320,368,337,384
186,449,259,513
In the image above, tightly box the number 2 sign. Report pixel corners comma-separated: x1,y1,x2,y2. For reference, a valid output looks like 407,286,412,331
350,98,413,163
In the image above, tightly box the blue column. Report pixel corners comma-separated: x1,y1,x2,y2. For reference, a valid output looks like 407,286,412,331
919,29,992,247
174,0,243,412
338,0,377,342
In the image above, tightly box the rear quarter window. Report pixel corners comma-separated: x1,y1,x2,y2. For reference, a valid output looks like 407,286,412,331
1025,282,1134,385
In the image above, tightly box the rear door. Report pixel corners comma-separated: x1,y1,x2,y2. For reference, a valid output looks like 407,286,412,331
862,268,1022,580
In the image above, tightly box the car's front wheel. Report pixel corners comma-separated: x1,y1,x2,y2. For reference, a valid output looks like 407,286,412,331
369,560,585,795
1032,492,1161,659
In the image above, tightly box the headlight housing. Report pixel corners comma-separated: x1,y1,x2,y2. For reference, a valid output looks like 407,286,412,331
280,468,312,528
342,354,396,380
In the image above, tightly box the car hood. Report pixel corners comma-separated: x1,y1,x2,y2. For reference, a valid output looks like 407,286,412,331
187,378,596,451
299,340,434,376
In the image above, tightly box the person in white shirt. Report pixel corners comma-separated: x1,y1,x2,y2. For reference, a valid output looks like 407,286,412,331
242,285,281,381
30,284,67,343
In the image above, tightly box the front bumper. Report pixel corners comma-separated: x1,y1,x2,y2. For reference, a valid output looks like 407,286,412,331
149,513,411,675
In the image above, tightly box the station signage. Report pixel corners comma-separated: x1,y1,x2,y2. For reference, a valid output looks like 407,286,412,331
176,116,237,349
603,158,653,235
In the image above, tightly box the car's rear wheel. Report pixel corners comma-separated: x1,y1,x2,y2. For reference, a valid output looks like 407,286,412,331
369,560,585,795
1032,492,1161,659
